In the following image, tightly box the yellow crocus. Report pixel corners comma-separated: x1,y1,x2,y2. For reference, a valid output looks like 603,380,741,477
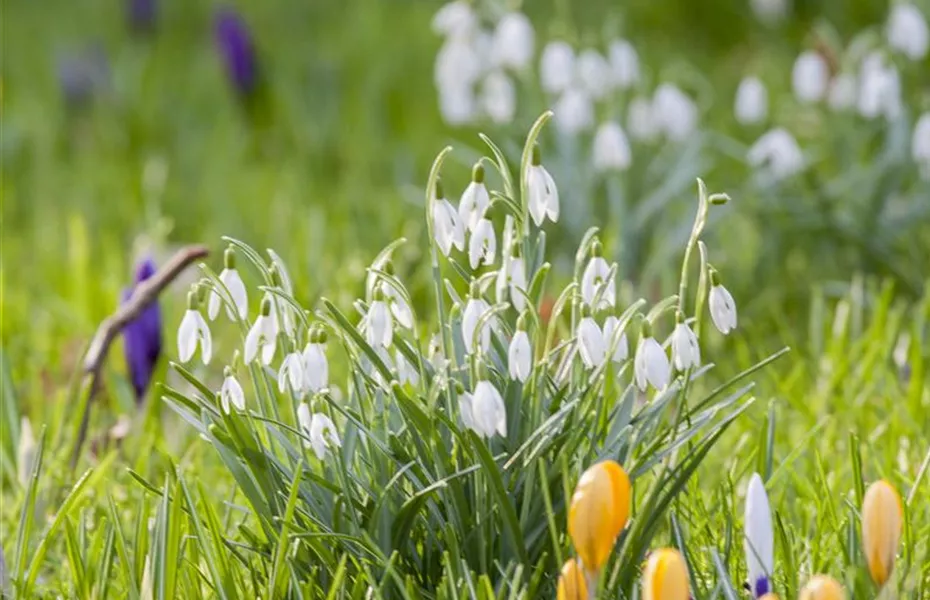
556,558,588,600
759,595,779,600
799,575,846,600
642,548,690,600
861,479,903,586
567,460,631,573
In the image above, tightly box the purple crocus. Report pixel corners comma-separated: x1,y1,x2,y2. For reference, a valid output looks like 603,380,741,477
122,258,162,403
127,0,157,33
213,7,258,97
57,46,109,109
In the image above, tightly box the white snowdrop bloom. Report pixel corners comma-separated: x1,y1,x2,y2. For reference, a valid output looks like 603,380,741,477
887,3,929,60
634,327,670,391
652,83,698,142
540,41,576,94
828,73,857,111
297,403,341,460
462,294,492,354
553,87,595,136
734,76,768,125
671,316,701,371
627,95,659,142
432,0,477,38
178,293,212,365
384,285,413,331
576,49,613,99
602,316,629,363
432,183,466,255
471,380,508,438
302,336,329,393
481,71,516,124
365,289,393,348
469,218,497,269
858,52,902,120
491,12,535,70
527,146,560,226
428,333,447,371
17,417,36,486
395,349,419,386
580,246,616,309
458,391,477,431
792,51,829,103
508,329,532,382
593,121,632,172
750,0,788,24
266,253,296,338
219,369,245,414
496,245,528,311
608,39,639,90
747,127,804,181
912,112,930,177
245,297,277,365
459,164,491,231
435,37,483,89
744,473,775,598
438,84,478,126
709,277,738,335
208,247,248,320
577,316,607,370
278,352,305,395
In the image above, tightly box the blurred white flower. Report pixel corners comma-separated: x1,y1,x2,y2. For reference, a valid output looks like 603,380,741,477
435,37,482,89
302,339,329,393
458,391,477,430
491,12,535,70
734,76,768,125
593,121,632,172
634,332,670,391
429,333,447,370
745,473,774,598
481,71,516,124
709,282,738,335
220,370,245,414
671,318,701,370
527,152,560,226
278,353,305,395
608,39,640,89
627,96,659,142
748,127,804,180
887,3,929,60
576,49,612,99
384,283,413,330
827,73,857,111
553,87,595,135
602,316,629,363
581,254,615,310
469,218,497,269
245,299,276,365
432,1,477,38
17,417,36,486
438,85,477,126
471,380,508,438
208,264,248,321
433,195,466,255
913,112,930,177
792,51,829,103
462,296,492,353
653,83,698,141
297,403,341,460
578,316,607,370
365,292,393,348
459,167,490,231
496,246,528,311
395,349,419,386
508,329,532,382
750,0,788,24
540,41,576,94
858,52,902,120
178,299,212,365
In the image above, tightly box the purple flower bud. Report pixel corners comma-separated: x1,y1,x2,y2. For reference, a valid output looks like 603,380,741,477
127,0,157,33
213,7,258,97
122,258,162,403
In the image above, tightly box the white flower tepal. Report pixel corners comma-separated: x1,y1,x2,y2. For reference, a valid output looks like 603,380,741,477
580,247,616,310
748,127,804,181
858,52,902,120
750,0,788,24
481,71,516,125
208,248,248,321
792,51,829,103
220,370,245,414
912,112,930,178
491,12,535,70
432,182,466,256
178,292,212,365
627,96,659,142
652,83,698,142
438,84,477,126
527,146,559,226
744,473,774,598
709,276,738,335
577,316,607,370
469,218,497,269
458,164,490,231
608,40,639,89
471,380,507,438
303,338,329,393
602,316,629,363
734,76,768,125
593,121,632,172
432,1,477,38
365,290,393,348
244,298,277,365
576,49,612,99
462,293,492,354
828,73,857,111
671,316,701,371
278,352,306,395
553,87,595,136
540,41,575,94
887,3,929,60
634,326,670,391
508,329,532,382
297,403,341,460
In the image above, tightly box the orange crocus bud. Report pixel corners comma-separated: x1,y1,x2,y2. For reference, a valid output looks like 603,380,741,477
861,479,903,586
567,460,631,573
799,575,846,600
642,548,690,600
556,558,588,600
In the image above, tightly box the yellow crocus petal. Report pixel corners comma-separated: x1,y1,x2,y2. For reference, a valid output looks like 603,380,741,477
642,548,690,600
861,479,903,586
567,460,631,573
759,595,779,600
556,559,588,600
799,575,846,600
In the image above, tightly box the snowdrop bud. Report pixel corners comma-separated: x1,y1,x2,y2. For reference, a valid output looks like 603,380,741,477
799,576,845,600
861,480,903,586
671,312,700,370
735,76,768,125
627,96,659,142
745,474,774,598
540,41,575,94
827,73,857,111
177,290,212,365
432,0,477,38
653,83,698,141
858,52,902,120
244,296,277,365
209,247,249,321
553,87,595,136
750,0,788,24
459,163,490,231
642,549,690,600
366,287,393,348
602,316,628,363
593,121,632,172
527,145,560,226
581,242,616,309
508,325,532,382
608,40,639,90
913,112,930,178
220,367,246,414
481,71,516,124
709,271,738,334
576,49,612,99
792,51,829,103
886,3,929,60
634,321,670,391
491,12,534,70
747,127,804,181
433,179,466,256
577,313,607,370
471,379,507,438
17,417,36,486
568,460,631,574
556,559,588,600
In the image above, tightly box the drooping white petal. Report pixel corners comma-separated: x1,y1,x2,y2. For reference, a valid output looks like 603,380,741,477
438,83,477,126
302,343,329,393
508,330,532,382
508,258,528,311
792,51,829,103
671,322,701,370
245,314,277,365
540,41,575,94
735,76,768,125
553,87,594,136
747,128,804,181
627,96,659,142
540,167,559,223
394,349,419,386
297,402,312,439
366,300,393,348
220,375,245,414
744,474,774,596
472,380,507,438
462,298,491,354
469,218,497,269
580,257,615,309
481,71,516,124
593,121,632,172
858,52,902,120
577,317,607,370
491,12,535,70
177,309,199,363
278,352,305,394
608,39,639,89
653,83,698,142
309,413,341,460
459,392,477,432
913,112,930,177
576,49,612,99
887,3,929,61
602,316,629,363
750,0,787,24
220,268,248,320
459,181,490,231
634,336,670,391
432,0,476,37
709,284,738,334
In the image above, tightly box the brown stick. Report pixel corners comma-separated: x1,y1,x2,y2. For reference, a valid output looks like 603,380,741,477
72,244,210,468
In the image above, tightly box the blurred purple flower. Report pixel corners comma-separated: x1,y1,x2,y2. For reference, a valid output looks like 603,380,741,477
213,7,258,96
57,45,109,108
127,0,157,33
122,258,162,403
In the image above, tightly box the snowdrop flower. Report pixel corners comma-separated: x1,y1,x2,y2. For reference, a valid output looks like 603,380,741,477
428,333,447,370
709,271,738,334
491,12,534,70
219,367,245,414
671,312,700,370
395,349,419,386
792,51,829,103
887,3,929,60
634,322,670,391
627,96,659,142
432,180,466,255
17,417,36,486
438,84,477,126
735,76,768,125
244,297,277,365
432,0,476,38
278,352,305,395
748,127,804,181
581,242,616,309
469,379,507,438
527,145,560,226
267,257,296,338
744,473,774,598
828,73,857,111
540,41,575,94
208,246,248,320
177,290,212,365
302,330,329,393
858,52,902,120
374,263,414,331
576,49,612,99
593,121,632,172
750,0,788,24
481,71,516,124
496,243,528,311
469,218,497,269
458,389,477,431
462,283,492,354
912,112,930,177
602,316,629,363
459,163,490,231
653,83,698,142
508,325,532,382
365,287,393,348
435,37,482,89
577,314,607,370
862,479,904,587
608,39,639,89
297,403,341,460
553,87,594,135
